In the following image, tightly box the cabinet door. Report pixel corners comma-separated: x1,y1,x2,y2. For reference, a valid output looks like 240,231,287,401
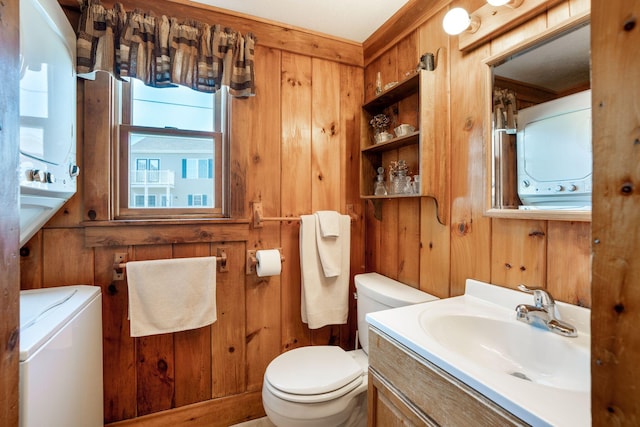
368,371,435,427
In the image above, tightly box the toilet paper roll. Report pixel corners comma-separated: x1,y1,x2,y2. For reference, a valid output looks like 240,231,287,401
256,249,282,277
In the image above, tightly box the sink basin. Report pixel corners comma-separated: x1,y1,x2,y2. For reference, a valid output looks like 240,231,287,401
419,314,590,392
366,278,591,427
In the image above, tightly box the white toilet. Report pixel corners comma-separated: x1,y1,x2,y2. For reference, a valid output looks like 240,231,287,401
262,272,439,427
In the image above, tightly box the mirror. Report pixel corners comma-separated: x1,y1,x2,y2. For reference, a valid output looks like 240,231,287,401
484,16,591,221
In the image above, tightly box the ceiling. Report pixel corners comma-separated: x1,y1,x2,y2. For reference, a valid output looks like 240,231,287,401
189,0,411,43
494,23,591,93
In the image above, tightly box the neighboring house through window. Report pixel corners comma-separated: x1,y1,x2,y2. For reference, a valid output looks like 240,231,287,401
117,78,228,218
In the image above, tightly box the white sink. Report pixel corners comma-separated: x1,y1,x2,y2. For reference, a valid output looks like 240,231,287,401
420,313,590,392
366,279,591,427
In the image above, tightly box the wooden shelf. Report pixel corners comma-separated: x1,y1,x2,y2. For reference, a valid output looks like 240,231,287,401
359,58,450,225
362,132,419,153
363,73,420,113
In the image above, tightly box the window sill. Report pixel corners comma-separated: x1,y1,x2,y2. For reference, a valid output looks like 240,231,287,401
83,218,251,247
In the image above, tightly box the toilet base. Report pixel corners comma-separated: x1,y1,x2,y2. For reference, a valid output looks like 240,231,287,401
263,390,366,427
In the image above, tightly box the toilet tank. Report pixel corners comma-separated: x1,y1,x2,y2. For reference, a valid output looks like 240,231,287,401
355,273,438,354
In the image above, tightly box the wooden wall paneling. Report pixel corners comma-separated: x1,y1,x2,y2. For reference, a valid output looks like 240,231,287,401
172,243,213,406
211,241,249,397
419,198,451,298
280,51,312,350
83,73,113,221
341,63,365,350
380,152,400,280
20,232,43,289
243,44,282,391
365,200,382,272
105,391,265,427
311,58,342,212
132,245,175,416
42,228,95,286
310,57,345,345
245,229,281,392
592,1,640,424
95,245,136,423
546,222,591,307
0,0,20,422
489,12,547,57
397,198,420,287
363,0,450,65
490,219,547,288
97,0,363,67
569,0,590,16
447,18,492,297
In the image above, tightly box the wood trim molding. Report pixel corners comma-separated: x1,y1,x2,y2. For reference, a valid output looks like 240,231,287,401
363,0,450,66
457,0,566,51
61,0,363,67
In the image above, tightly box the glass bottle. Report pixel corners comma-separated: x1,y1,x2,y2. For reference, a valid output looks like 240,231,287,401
374,167,387,196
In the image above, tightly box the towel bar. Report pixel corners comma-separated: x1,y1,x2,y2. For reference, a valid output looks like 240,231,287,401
252,201,358,228
113,250,228,280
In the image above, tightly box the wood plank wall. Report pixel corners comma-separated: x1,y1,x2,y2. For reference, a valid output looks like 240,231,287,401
0,0,20,425
363,0,591,307
12,0,638,426
17,1,364,426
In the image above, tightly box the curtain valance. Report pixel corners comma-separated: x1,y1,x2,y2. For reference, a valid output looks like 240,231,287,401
76,0,256,97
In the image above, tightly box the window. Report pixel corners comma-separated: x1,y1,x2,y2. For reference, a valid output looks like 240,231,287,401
117,78,228,219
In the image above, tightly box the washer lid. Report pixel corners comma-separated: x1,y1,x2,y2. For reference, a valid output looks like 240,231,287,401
265,346,363,395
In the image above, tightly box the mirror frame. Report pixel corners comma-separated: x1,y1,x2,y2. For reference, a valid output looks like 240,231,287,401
483,12,591,222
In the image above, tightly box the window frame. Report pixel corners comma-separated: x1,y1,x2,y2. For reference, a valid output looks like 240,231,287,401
115,80,229,220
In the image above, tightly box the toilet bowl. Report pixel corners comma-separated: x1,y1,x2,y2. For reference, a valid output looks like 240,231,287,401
262,273,438,427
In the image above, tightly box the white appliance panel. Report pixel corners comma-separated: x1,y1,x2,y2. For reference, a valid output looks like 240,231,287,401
19,286,103,427
19,0,78,247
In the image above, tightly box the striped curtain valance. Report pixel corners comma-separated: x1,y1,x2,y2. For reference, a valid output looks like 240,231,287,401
76,0,256,97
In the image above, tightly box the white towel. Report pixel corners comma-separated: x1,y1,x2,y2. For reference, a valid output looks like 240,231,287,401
314,212,342,278
300,214,351,329
126,256,217,337
315,210,341,237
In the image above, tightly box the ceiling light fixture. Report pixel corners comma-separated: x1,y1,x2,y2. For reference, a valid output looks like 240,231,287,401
486,0,524,8
442,7,481,36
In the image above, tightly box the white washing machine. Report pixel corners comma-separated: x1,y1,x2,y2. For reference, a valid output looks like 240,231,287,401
20,285,104,427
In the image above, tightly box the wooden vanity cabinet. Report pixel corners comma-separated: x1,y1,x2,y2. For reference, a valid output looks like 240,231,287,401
367,327,528,427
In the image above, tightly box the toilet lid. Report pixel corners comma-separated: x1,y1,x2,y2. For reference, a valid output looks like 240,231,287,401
265,346,364,395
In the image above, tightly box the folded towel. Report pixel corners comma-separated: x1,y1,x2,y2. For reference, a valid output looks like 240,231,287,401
127,256,217,337
314,213,342,278
315,210,341,237
300,214,351,329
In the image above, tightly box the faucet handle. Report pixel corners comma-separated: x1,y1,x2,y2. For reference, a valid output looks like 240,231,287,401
517,284,556,309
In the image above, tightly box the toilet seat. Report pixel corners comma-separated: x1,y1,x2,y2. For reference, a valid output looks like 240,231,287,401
264,346,365,404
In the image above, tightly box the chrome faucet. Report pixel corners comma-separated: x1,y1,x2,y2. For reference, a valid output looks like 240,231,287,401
515,284,578,337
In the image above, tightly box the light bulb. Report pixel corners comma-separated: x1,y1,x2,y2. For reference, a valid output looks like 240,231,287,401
442,8,480,36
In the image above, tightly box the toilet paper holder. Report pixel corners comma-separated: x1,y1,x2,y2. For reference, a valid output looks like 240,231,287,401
246,248,285,275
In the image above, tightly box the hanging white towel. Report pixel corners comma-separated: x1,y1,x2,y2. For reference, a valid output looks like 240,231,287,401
126,256,217,337
300,214,351,329
315,210,341,237
314,211,342,278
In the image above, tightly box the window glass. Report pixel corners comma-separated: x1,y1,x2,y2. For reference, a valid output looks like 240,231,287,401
117,79,227,218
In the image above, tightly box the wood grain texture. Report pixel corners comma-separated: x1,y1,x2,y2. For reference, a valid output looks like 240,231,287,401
42,228,95,286
490,219,547,288
0,0,20,423
280,51,312,351
173,244,213,406
591,1,640,424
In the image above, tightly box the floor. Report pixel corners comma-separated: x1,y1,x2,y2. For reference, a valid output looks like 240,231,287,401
231,417,276,427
